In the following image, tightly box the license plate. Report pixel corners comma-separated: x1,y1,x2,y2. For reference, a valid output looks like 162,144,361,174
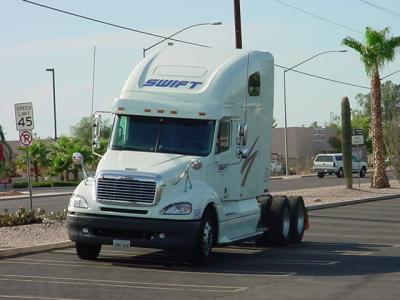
113,239,130,248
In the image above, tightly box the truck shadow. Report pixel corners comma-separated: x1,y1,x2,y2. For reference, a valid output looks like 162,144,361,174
99,240,400,277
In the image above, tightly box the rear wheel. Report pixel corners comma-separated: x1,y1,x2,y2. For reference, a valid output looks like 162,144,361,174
317,172,325,178
360,167,366,178
269,196,291,247
287,196,306,243
75,243,101,260
336,168,344,178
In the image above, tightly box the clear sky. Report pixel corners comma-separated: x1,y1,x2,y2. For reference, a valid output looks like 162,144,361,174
1,0,400,140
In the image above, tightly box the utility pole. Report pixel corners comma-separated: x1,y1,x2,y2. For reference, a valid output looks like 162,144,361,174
233,0,242,49
46,68,57,141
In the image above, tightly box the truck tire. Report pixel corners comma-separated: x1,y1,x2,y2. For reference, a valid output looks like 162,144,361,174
287,196,305,243
360,167,366,178
75,243,101,260
255,194,274,245
257,194,273,227
336,168,344,178
191,209,216,265
269,196,291,247
317,172,325,178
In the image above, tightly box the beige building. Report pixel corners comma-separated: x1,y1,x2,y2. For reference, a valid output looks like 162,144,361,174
272,127,338,170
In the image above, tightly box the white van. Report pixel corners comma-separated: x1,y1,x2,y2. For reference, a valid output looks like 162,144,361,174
313,153,367,178
67,47,307,264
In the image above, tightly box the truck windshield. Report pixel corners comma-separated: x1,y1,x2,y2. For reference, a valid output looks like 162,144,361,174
110,115,215,156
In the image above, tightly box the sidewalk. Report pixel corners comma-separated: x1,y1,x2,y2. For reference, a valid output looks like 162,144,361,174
281,178,400,210
0,179,399,258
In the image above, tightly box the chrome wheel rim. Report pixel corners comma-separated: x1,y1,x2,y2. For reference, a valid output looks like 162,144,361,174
202,222,213,256
282,207,290,238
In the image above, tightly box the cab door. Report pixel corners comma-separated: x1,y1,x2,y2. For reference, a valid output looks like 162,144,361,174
212,118,241,200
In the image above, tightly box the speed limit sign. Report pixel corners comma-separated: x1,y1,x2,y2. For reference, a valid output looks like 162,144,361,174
15,102,34,131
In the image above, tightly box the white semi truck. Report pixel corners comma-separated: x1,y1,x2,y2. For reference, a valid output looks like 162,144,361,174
67,46,308,264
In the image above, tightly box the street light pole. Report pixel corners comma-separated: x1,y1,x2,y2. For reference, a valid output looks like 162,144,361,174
233,0,242,49
143,22,222,58
283,50,347,176
46,68,57,141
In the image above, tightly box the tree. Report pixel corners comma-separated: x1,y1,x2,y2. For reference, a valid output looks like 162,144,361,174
0,125,12,178
16,141,50,182
328,136,342,152
342,27,400,188
355,80,400,122
341,97,352,189
384,113,400,181
49,137,93,181
71,116,112,147
309,121,321,128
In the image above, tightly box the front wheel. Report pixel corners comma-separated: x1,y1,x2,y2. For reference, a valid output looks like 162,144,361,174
191,210,216,265
336,168,344,178
75,243,101,260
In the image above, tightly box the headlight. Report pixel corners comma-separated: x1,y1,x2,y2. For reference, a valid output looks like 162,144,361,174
69,194,89,209
159,202,192,215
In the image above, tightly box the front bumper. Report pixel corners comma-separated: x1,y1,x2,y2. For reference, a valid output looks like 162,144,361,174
67,213,201,250
313,168,336,173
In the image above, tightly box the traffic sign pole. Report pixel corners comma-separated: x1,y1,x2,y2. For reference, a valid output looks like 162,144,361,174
26,147,33,210
15,102,35,210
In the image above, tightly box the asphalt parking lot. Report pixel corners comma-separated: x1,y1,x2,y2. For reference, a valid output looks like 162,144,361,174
0,198,399,300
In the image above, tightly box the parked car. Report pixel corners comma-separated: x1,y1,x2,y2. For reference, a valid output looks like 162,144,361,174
313,153,367,178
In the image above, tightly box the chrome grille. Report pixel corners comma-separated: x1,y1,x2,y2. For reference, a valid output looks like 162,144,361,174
96,174,157,205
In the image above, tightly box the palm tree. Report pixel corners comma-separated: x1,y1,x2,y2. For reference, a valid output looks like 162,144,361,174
0,125,12,178
17,141,51,182
342,27,400,188
49,137,93,181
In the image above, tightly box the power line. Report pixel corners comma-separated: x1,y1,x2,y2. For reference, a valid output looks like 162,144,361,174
359,0,400,18
274,64,370,89
19,0,371,90
20,0,209,48
273,0,363,34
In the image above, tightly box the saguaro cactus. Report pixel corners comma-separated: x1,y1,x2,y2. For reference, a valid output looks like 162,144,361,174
341,97,352,189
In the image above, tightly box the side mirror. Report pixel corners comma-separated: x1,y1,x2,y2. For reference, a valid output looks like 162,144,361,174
236,146,250,159
189,159,202,170
72,152,84,165
236,122,248,146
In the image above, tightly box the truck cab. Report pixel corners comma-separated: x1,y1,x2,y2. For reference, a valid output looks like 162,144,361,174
67,47,307,263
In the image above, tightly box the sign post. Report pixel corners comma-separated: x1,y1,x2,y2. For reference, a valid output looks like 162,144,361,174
352,128,364,188
15,102,35,209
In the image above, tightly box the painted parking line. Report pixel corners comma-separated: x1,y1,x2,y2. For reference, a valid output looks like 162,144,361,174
309,225,400,233
268,249,373,256
0,274,248,293
233,259,339,266
0,258,294,277
0,295,81,300
307,232,400,240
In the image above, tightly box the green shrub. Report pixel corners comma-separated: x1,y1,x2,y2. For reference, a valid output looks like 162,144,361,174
0,208,43,227
0,207,67,227
12,180,79,189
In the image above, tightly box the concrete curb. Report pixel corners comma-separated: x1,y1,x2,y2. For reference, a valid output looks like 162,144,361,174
0,241,73,258
0,192,72,201
307,193,400,211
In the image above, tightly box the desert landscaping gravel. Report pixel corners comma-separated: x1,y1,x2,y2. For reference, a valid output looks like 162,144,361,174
0,179,399,250
0,221,68,250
